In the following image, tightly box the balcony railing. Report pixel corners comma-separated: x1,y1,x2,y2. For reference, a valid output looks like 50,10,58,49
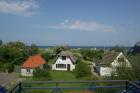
8,80,140,93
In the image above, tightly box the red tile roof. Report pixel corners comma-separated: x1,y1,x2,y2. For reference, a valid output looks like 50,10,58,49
21,55,46,68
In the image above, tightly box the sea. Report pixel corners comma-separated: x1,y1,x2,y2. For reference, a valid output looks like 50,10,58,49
38,46,131,50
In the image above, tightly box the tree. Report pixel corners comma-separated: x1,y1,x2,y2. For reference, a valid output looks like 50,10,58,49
0,40,2,46
79,49,103,61
41,52,52,62
29,44,39,55
54,45,69,55
0,41,28,64
0,41,39,66
2,63,14,73
74,62,91,78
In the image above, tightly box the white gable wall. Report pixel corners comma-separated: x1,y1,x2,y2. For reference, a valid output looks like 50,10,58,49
21,68,34,76
21,65,44,77
111,52,131,68
52,57,75,71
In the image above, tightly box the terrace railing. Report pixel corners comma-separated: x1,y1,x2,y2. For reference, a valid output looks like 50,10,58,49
8,80,140,93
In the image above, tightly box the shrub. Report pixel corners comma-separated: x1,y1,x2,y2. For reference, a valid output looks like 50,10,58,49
2,63,14,73
33,68,51,80
74,62,91,78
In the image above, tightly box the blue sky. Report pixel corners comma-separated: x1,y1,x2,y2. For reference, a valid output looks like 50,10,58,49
0,0,140,46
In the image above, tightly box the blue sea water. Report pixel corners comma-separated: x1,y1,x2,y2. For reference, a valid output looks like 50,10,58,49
38,46,131,50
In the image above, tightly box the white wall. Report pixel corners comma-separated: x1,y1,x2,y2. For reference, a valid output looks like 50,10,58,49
21,68,34,77
111,52,131,68
52,57,75,71
100,67,113,76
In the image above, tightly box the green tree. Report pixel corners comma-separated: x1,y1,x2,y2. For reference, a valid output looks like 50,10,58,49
79,49,103,61
0,40,2,46
2,63,14,73
0,41,39,66
74,62,91,78
0,41,28,64
41,52,52,62
29,44,39,55
54,45,69,55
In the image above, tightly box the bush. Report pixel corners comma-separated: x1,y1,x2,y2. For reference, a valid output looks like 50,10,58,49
74,62,91,78
41,52,52,62
2,63,14,73
33,68,51,80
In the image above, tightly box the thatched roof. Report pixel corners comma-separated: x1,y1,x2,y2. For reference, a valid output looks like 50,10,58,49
58,51,76,63
96,52,120,66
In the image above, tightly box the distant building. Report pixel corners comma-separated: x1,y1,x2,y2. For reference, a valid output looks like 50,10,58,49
21,55,46,77
94,52,131,76
52,51,76,71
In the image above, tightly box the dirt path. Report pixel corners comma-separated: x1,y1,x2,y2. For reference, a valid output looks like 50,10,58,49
0,73,18,89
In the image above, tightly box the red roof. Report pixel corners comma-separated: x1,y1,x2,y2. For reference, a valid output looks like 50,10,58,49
21,55,46,68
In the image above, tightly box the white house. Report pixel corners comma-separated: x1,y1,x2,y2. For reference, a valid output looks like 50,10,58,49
21,55,46,77
94,52,131,76
52,51,76,71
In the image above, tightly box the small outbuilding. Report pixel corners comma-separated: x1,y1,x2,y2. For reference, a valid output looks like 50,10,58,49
21,55,46,77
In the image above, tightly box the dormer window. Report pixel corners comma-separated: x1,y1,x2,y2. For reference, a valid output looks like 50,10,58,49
62,56,66,60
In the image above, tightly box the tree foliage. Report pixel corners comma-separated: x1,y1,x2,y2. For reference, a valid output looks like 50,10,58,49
0,41,29,64
0,40,2,46
78,49,104,61
74,62,91,78
53,45,69,55
41,52,52,62
28,43,39,55
2,63,14,73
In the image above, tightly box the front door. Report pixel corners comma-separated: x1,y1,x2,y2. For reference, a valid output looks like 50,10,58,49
67,64,70,71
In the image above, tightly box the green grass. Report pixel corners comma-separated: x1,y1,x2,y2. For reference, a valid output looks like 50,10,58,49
50,71,77,81
23,71,98,93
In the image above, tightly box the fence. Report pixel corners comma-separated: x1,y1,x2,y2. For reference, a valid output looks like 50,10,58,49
8,80,140,93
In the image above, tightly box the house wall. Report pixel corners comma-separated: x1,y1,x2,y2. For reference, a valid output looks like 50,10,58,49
52,57,75,71
21,68,34,77
100,67,113,76
21,65,44,77
111,52,131,68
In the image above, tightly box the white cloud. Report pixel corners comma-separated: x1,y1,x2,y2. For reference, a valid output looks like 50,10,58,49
0,0,39,16
48,20,115,32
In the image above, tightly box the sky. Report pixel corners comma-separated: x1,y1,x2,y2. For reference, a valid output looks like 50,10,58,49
0,0,140,46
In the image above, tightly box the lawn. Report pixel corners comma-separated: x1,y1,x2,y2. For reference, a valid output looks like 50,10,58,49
50,71,77,81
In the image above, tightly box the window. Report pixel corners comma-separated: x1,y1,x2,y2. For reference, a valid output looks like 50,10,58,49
118,58,125,62
56,64,66,68
62,56,66,60
26,69,31,74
